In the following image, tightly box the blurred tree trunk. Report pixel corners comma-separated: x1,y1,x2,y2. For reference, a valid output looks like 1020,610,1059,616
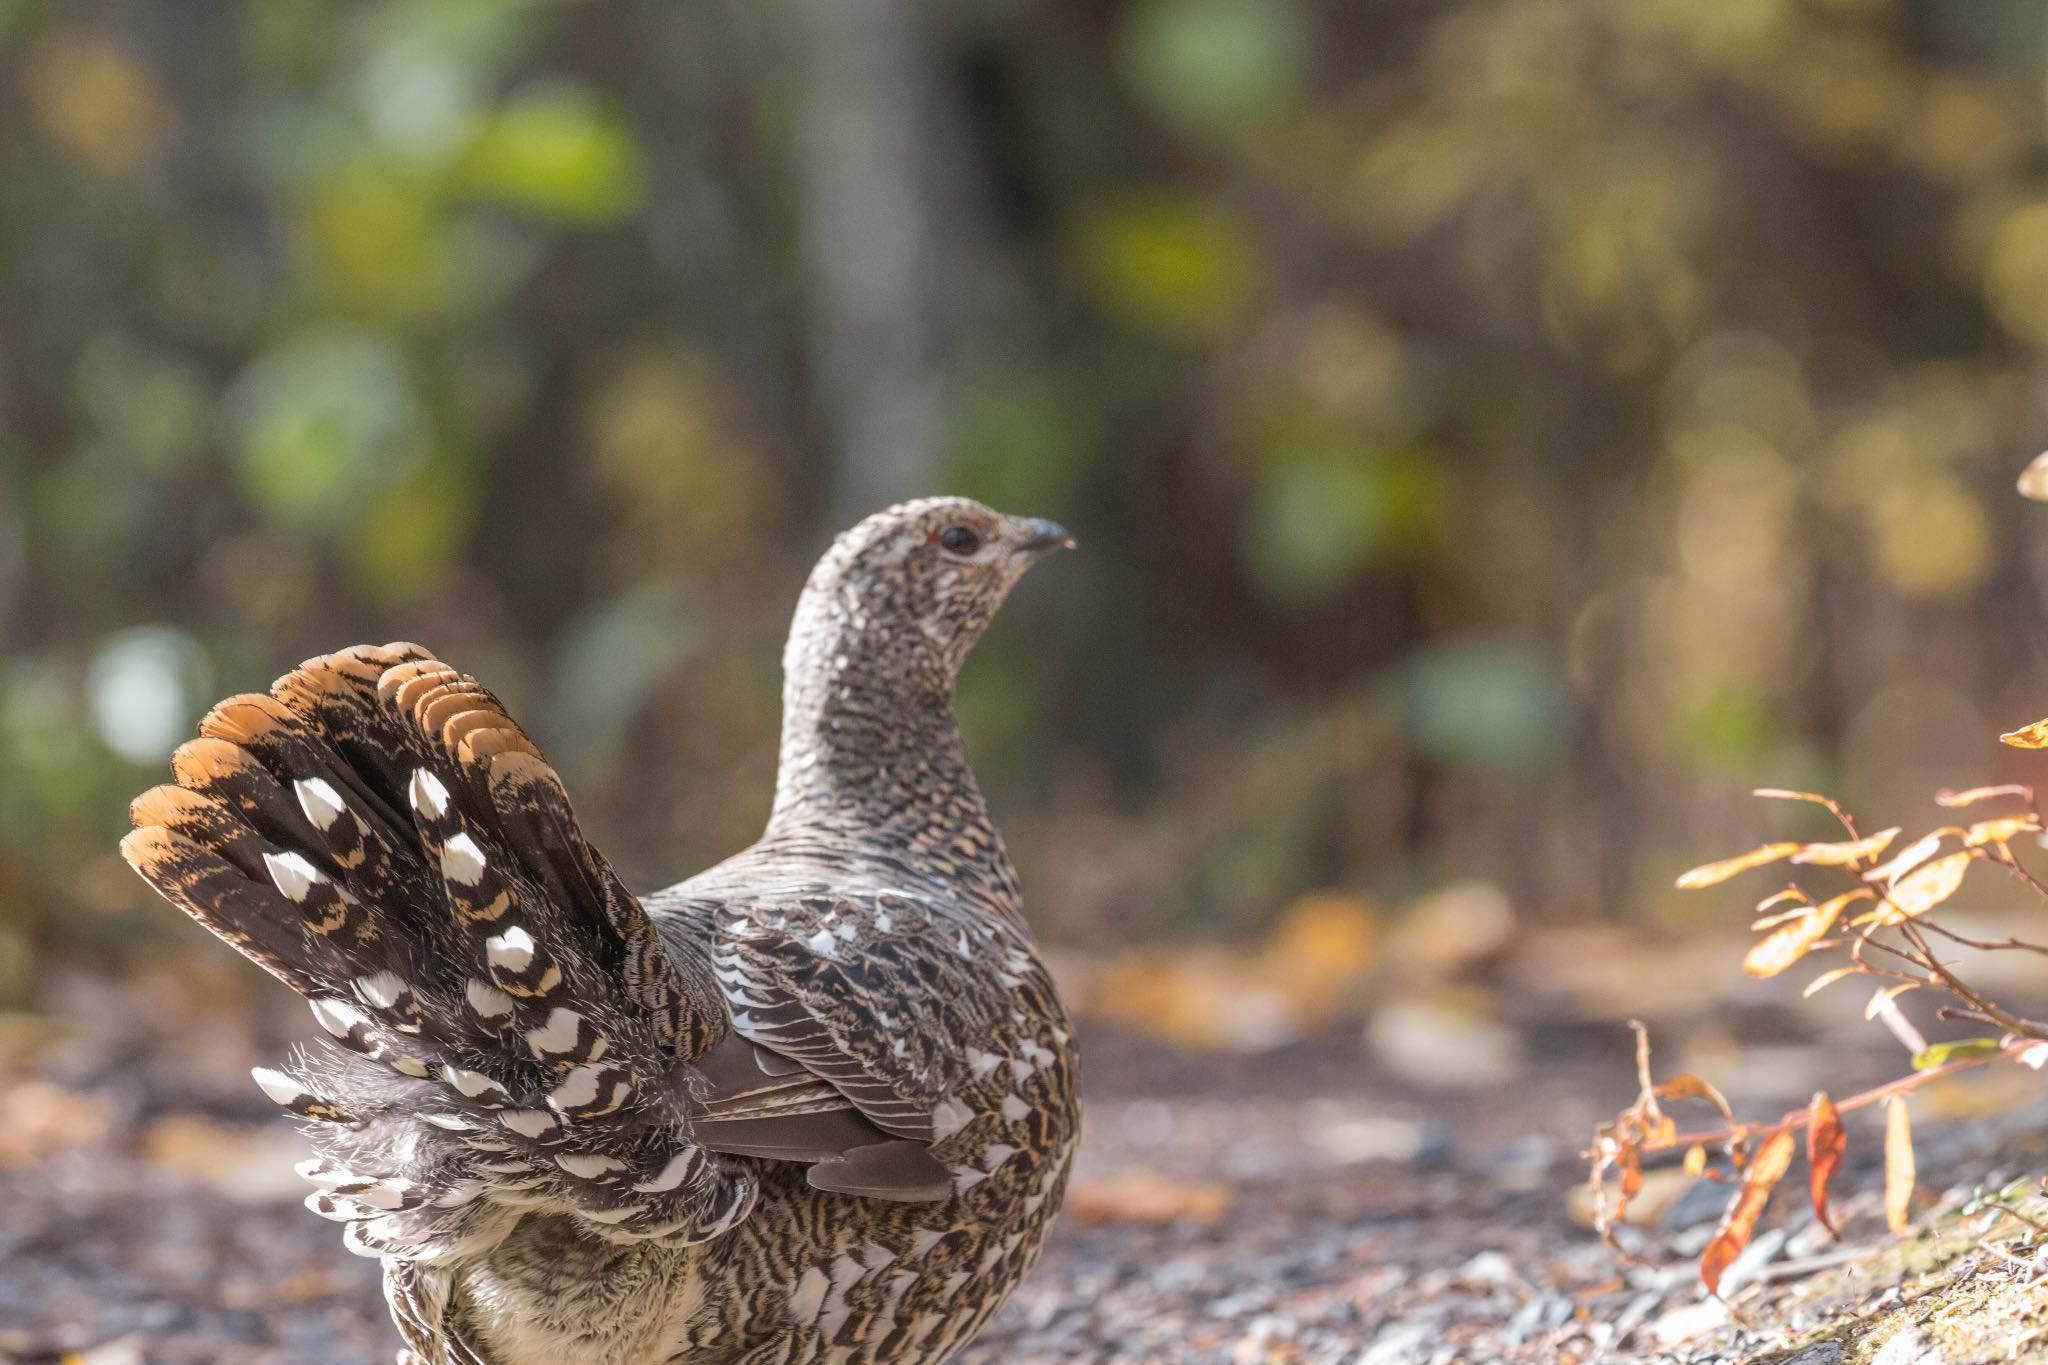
794,0,944,522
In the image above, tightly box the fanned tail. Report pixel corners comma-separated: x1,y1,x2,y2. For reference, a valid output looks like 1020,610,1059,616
121,644,757,1260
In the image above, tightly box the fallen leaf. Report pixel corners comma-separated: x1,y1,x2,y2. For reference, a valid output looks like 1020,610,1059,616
1700,1128,1797,1295
1068,1167,1234,1226
1675,843,1802,890
1884,1095,1915,1234
1807,1092,1844,1238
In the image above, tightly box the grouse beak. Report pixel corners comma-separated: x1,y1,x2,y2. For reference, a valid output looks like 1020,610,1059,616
1017,518,1077,557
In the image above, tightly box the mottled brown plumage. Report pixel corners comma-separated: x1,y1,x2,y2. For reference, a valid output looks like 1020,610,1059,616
120,498,1081,1363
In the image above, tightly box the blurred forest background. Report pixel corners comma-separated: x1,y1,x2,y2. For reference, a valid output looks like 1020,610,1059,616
8,0,2048,1041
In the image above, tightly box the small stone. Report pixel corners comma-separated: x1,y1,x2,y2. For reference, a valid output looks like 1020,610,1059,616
1871,1328,1948,1365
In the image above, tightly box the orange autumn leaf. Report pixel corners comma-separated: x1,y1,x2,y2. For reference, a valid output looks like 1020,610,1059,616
1863,830,1952,885
1792,828,1899,867
1068,1168,1234,1227
1656,1072,1736,1124
1700,1128,1797,1295
1675,843,1803,890
1752,788,1838,809
1743,891,1870,978
1865,851,1973,925
1884,1095,1916,1234
1806,1092,1845,1239
1963,815,2042,848
2000,718,2048,749
2020,450,2048,502
1802,965,1861,998
1937,783,2032,808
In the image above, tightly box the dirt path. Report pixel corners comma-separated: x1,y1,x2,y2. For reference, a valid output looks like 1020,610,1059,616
3,1011,2047,1363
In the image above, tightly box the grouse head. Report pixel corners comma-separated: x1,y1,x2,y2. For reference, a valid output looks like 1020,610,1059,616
795,497,1074,684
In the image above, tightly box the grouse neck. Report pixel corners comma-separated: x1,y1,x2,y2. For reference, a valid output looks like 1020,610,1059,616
766,602,1013,896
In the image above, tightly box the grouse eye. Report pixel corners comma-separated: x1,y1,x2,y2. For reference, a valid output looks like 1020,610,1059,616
937,524,982,556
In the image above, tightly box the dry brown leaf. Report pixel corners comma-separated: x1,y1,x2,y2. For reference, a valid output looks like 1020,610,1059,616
1806,1092,1845,1238
1963,815,2042,847
1884,1095,1915,1234
2001,718,2048,749
1792,828,1899,868
1675,843,1803,890
1937,784,2032,808
1802,965,1862,998
1864,981,1923,1020
1743,890,1870,978
1867,851,1973,925
2020,450,2048,502
1864,830,1953,886
1656,1072,1736,1124
1752,788,1839,808
1700,1128,1797,1295
1068,1167,1234,1227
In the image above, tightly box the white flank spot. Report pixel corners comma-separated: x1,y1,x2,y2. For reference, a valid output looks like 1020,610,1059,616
805,928,838,958
353,1180,411,1210
789,1266,830,1321
547,1063,610,1114
956,931,972,958
1023,1193,1043,1215
983,1143,1017,1173
525,1007,586,1057
420,1112,474,1132
500,1109,557,1138
294,776,346,831
1000,1093,1030,1123
389,1054,430,1078
486,925,537,973
632,1152,695,1193
475,1160,533,1175
294,1160,353,1189
263,850,324,903
355,971,408,1010
466,979,515,1019
862,1242,896,1271
556,1153,625,1179
874,910,893,932
967,1048,1002,1077
310,997,368,1038
440,832,487,886
408,768,449,818
251,1067,305,1107
911,1227,945,1257
433,1178,484,1208
953,1166,988,1192
930,1097,973,1142
1009,1058,1033,1083
441,1065,501,1099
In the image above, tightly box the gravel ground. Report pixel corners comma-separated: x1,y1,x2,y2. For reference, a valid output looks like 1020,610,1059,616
4,1002,2048,1364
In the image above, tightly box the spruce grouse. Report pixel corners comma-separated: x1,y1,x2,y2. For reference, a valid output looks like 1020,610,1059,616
121,498,1081,1364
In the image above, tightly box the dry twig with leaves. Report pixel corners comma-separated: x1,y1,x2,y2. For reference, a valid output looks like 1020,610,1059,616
1588,728,2048,1295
